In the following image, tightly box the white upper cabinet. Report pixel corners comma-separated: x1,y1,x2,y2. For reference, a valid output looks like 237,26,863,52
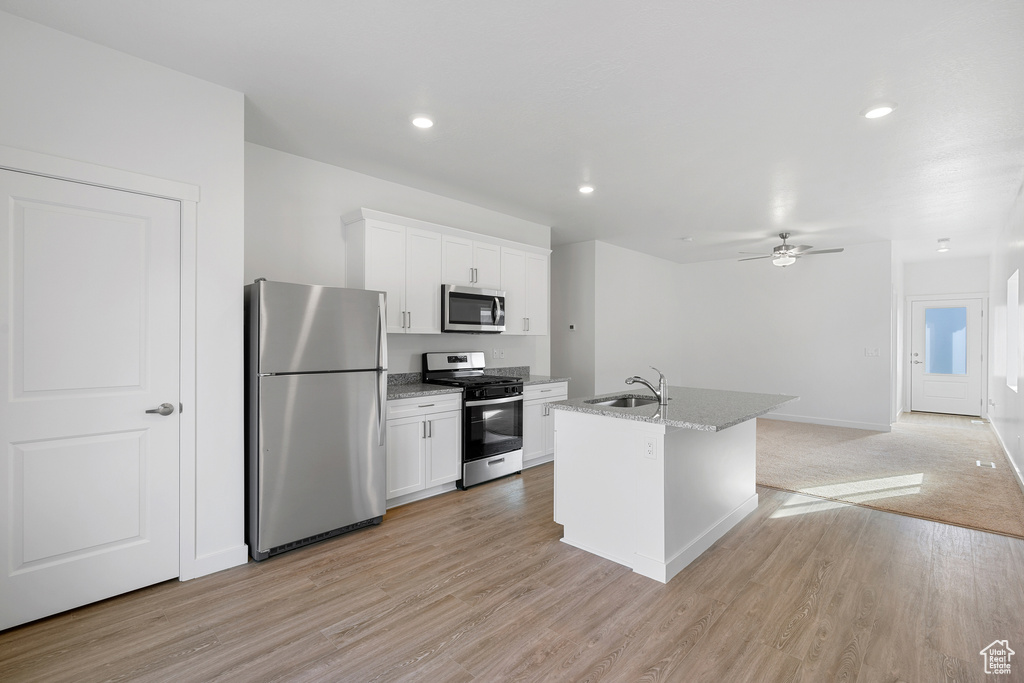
524,252,549,336
442,235,501,289
347,219,441,334
345,209,549,336
501,247,549,336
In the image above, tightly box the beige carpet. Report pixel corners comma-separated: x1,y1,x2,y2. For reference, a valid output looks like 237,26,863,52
756,412,1024,538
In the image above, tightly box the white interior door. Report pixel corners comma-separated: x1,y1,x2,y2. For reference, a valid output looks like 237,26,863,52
910,298,983,416
0,170,181,630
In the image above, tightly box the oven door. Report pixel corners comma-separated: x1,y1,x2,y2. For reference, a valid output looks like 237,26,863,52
443,285,505,333
463,394,523,461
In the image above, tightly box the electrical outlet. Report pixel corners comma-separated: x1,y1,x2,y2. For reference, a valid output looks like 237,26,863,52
644,437,656,460
500,350,505,359
492,348,498,359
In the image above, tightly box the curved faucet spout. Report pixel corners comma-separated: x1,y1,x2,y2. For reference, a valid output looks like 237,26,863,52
625,368,669,406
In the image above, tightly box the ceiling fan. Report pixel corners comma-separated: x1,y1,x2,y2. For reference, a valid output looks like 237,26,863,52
739,233,844,267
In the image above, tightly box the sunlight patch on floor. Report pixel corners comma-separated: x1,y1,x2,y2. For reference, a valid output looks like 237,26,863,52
771,473,925,518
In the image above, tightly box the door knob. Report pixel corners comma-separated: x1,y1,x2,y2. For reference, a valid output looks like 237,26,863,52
145,403,175,416
912,360,923,365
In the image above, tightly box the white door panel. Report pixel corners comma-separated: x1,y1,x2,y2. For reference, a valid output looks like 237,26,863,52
910,298,983,416
0,170,180,630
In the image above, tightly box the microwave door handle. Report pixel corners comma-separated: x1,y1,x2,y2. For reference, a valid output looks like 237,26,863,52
492,297,503,325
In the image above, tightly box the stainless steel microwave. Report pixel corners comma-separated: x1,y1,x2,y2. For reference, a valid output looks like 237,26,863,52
442,285,505,333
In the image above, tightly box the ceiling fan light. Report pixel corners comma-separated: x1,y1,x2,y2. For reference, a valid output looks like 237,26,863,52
773,255,796,267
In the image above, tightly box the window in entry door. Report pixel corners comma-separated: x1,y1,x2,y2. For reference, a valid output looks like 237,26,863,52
924,307,967,375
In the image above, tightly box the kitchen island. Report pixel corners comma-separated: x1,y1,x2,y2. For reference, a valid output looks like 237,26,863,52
550,386,796,583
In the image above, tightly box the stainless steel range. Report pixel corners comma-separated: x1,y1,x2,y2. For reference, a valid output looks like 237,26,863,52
422,352,524,488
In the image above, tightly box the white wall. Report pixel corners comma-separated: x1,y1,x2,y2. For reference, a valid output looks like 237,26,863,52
551,242,596,398
988,188,1024,495
550,240,894,428
593,242,683,395
245,143,552,374
0,12,246,575
905,256,989,296
892,248,906,420
673,241,894,430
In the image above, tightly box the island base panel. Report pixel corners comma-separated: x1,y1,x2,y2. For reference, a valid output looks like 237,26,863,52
554,410,759,584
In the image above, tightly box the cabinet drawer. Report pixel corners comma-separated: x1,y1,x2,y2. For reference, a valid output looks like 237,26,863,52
387,393,462,420
524,382,567,402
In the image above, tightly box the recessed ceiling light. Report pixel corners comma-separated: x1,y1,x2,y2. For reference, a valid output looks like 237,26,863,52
937,238,950,252
578,185,595,194
412,116,433,129
862,103,897,119
678,236,694,242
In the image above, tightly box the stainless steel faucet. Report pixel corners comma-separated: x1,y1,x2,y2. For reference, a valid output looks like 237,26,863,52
625,366,669,406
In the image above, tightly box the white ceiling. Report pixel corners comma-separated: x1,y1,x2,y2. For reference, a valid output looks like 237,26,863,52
3,0,1023,264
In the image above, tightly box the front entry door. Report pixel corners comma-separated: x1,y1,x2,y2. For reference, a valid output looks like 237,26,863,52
910,298,983,416
0,170,181,630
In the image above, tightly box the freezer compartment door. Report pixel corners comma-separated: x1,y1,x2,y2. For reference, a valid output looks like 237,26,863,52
254,280,386,374
254,371,385,554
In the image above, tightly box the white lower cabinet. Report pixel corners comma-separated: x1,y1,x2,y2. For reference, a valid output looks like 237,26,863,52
385,394,462,502
523,382,568,465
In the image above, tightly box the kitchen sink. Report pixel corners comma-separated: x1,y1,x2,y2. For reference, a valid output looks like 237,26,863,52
586,395,659,408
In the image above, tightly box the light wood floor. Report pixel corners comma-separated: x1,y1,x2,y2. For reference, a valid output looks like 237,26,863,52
2,464,1022,682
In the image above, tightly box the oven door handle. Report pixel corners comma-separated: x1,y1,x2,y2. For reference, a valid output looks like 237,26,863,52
465,395,524,407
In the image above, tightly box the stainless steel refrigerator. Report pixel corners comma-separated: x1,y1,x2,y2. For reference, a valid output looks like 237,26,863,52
245,279,388,561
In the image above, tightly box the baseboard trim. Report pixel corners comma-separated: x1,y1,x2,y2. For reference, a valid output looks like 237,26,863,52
524,453,554,468
761,413,891,433
386,481,459,510
656,493,759,584
989,420,1024,499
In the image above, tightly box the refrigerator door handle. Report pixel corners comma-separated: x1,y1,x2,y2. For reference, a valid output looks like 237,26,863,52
376,296,388,446
377,296,388,371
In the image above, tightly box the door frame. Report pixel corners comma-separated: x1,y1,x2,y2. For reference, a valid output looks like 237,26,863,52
0,145,202,580
904,293,988,419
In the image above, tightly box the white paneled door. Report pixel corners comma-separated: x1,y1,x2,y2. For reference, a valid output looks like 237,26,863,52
910,298,983,416
0,170,181,630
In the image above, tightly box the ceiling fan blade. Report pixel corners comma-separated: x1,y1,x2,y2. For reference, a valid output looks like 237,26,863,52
738,251,768,255
801,248,845,255
738,255,772,261
790,245,814,254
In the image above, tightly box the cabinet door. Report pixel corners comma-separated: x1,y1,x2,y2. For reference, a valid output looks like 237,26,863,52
500,247,527,334
404,228,442,334
542,404,557,455
473,241,502,290
522,399,546,461
386,416,425,498
525,252,549,336
442,235,474,285
426,411,461,487
365,222,407,333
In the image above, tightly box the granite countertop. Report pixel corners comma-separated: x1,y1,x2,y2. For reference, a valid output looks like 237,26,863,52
522,374,571,386
386,368,568,399
386,383,462,401
550,386,797,432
